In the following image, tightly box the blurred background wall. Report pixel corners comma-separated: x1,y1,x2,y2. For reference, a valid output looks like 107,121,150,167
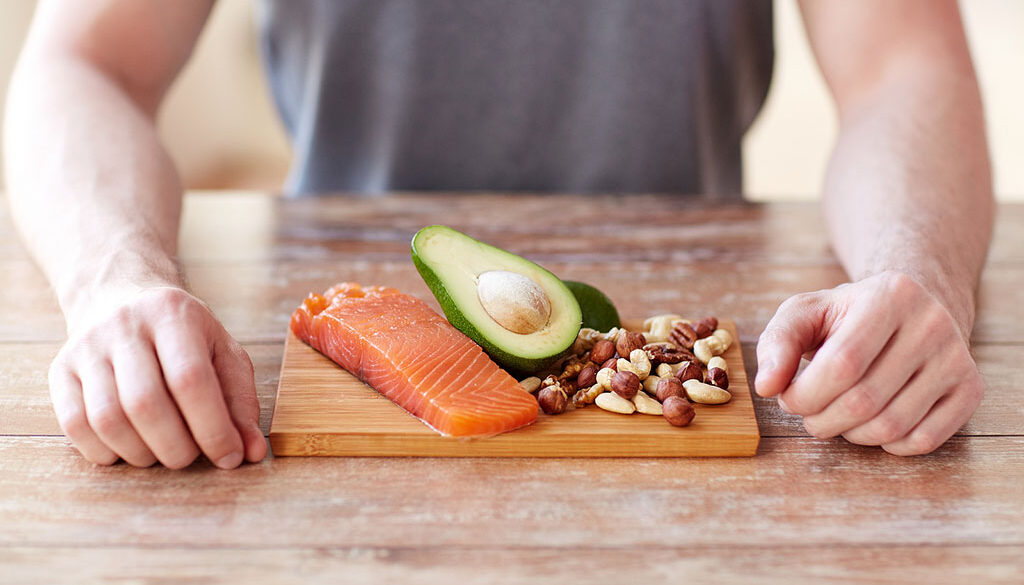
1,0,1021,200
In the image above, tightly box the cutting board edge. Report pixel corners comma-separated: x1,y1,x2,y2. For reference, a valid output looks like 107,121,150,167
268,430,760,458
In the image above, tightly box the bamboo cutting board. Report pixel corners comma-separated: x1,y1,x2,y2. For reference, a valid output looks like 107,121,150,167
269,318,760,457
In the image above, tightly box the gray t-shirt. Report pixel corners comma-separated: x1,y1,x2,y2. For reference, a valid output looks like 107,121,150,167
259,1,773,197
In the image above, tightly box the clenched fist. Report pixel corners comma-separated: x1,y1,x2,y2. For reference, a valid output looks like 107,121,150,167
48,286,267,468
755,272,984,456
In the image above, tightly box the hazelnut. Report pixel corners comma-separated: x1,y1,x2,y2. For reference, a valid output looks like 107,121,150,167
706,367,729,390
577,364,597,389
663,396,695,427
610,371,640,400
600,358,618,371
655,378,686,403
537,386,568,415
590,339,616,366
616,331,646,359
675,361,703,384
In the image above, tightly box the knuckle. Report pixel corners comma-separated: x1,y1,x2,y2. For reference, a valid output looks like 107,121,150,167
920,305,954,339
780,390,812,415
841,387,878,420
869,414,909,446
145,288,204,323
238,347,255,375
159,445,201,470
801,417,835,440
778,293,813,315
148,287,191,308
195,427,240,460
48,353,71,381
962,377,985,404
906,430,944,455
757,326,786,347
88,405,126,437
55,407,90,438
84,450,120,466
108,305,134,329
880,272,919,299
829,348,866,383
120,388,164,420
126,453,159,468
167,362,212,394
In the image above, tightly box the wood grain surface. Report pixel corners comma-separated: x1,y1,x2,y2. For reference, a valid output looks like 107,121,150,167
2,192,1022,585
270,321,758,457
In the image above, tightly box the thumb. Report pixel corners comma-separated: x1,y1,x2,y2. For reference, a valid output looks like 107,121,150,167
212,337,267,463
755,292,828,398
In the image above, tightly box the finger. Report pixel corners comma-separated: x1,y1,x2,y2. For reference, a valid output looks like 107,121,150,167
112,341,201,469
840,360,950,447
800,323,925,438
882,375,984,456
79,360,157,467
779,301,900,416
755,292,827,398
212,337,267,463
154,325,245,469
48,362,118,465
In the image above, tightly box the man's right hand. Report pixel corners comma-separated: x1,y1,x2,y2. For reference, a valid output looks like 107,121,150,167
48,286,267,469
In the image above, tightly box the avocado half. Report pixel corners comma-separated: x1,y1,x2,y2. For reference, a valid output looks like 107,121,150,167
562,280,622,332
411,225,582,374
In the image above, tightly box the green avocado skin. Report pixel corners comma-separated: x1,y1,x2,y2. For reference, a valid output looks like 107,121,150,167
411,227,579,376
562,280,622,332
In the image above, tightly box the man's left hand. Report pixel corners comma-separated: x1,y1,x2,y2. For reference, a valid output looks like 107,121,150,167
754,271,984,456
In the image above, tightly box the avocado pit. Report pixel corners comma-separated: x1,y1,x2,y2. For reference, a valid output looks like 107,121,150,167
476,270,552,334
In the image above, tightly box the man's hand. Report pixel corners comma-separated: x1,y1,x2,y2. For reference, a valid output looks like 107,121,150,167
755,272,984,456
48,287,266,468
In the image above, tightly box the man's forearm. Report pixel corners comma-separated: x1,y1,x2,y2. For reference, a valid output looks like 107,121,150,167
821,62,993,339
4,54,185,330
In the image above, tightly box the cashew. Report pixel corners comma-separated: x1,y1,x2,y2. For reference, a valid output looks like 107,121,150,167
596,367,616,391
632,391,664,415
519,376,542,393
642,374,662,394
595,392,636,414
655,362,686,379
706,356,728,375
682,379,732,404
642,314,684,331
644,314,683,343
617,358,641,378
628,348,652,380
694,336,726,364
711,328,733,351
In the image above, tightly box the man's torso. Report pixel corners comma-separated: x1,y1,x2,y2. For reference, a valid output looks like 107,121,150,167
259,0,773,197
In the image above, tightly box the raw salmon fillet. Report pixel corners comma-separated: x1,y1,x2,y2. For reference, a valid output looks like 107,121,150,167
291,283,539,437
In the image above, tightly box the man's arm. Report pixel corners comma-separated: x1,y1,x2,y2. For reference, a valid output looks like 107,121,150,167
3,0,266,468
755,0,992,455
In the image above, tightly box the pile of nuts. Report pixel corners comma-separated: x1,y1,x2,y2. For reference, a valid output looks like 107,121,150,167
519,315,734,427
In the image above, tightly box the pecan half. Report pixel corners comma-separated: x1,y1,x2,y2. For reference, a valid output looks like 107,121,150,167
670,322,698,349
644,343,693,365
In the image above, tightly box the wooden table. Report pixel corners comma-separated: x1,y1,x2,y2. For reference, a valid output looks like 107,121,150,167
2,192,1022,584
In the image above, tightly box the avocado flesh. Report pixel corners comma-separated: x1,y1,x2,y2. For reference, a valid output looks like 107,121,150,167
411,225,582,374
